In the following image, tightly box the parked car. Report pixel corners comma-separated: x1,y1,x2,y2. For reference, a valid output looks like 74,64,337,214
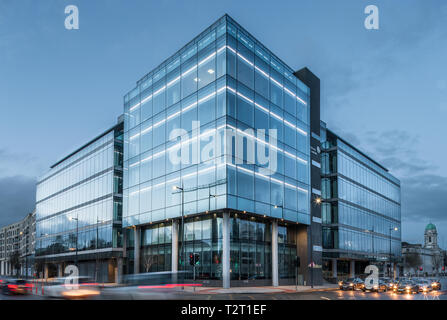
362,279,387,292
393,280,419,294
416,279,433,293
1,279,31,295
384,278,398,291
428,278,442,291
339,278,364,291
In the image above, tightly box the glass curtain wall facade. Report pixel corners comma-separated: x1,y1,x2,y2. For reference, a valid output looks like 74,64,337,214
320,123,401,279
35,122,124,282
123,15,311,285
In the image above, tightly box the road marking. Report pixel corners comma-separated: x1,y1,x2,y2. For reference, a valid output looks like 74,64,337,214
320,296,331,300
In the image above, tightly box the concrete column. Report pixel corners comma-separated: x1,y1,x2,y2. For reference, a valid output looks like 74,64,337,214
123,229,127,258
44,264,49,279
222,212,230,289
272,220,279,287
332,258,337,279
57,263,63,277
134,227,140,274
349,260,355,278
171,220,179,273
116,257,123,284
394,263,399,279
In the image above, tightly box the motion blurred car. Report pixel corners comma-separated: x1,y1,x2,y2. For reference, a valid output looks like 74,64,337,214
44,276,101,299
362,279,387,292
416,279,433,293
393,280,419,294
429,278,442,290
1,279,31,295
101,271,195,299
338,278,364,291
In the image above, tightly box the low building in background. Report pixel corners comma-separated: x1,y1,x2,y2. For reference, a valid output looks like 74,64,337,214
0,212,36,277
401,223,446,276
19,211,36,277
35,118,124,282
320,122,402,280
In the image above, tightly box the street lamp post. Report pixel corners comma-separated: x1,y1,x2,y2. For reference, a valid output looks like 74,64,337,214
274,204,284,221
20,231,27,278
40,233,48,280
208,191,217,213
95,218,103,282
310,196,322,289
389,226,398,279
69,216,79,269
173,184,185,272
365,227,375,262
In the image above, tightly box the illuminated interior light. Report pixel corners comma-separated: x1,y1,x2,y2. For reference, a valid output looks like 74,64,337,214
237,52,254,67
153,85,166,96
194,77,200,82
198,52,216,66
167,76,181,87
207,69,215,74
198,91,216,104
182,65,197,77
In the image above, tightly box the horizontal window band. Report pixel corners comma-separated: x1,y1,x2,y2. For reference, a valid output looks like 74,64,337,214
36,167,115,205
127,45,307,113
37,139,114,186
36,193,114,223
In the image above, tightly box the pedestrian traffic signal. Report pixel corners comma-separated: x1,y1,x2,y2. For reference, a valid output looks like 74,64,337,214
194,253,200,265
295,256,300,268
189,253,200,266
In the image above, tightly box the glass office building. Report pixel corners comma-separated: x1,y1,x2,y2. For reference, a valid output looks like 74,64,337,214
35,120,124,282
122,15,316,287
320,122,402,279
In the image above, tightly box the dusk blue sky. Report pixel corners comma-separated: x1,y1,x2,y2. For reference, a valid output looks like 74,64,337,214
1,0,446,245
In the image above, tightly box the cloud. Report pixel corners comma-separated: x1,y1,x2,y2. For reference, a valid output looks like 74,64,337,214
0,148,41,178
335,128,446,244
401,174,447,222
0,175,36,227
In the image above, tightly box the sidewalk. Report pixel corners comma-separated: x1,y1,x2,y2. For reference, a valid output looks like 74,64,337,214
182,284,339,294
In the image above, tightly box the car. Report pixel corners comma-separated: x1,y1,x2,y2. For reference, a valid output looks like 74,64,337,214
416,279,433,293
393,280,419,294
384,278,398,291
362,279,387,292
338,278,364,291
428,278,442,291
44,276,101,299
1,279,32,295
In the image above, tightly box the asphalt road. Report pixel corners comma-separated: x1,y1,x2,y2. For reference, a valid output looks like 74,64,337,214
1,278,446,300
0,289,445,300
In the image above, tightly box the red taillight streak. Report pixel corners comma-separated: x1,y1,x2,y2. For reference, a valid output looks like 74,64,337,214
138,283,202,289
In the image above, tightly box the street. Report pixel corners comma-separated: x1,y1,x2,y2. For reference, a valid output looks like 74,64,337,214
1,278,446,300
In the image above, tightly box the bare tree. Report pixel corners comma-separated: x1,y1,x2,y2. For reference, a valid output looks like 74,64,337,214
142,249,157,273
432,254,443,275
404,252,422,275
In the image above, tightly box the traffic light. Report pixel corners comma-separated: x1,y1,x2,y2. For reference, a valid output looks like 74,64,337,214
194,253,200,266
295,256,300,268
189,253,200,266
